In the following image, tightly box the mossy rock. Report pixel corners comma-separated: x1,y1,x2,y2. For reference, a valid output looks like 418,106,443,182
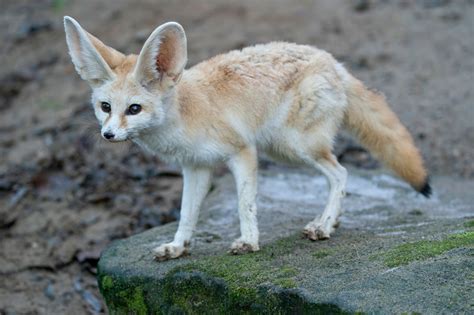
97,167,474,314
98,232,352,314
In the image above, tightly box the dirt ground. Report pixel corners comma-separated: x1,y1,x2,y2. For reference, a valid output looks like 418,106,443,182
0,0,473,314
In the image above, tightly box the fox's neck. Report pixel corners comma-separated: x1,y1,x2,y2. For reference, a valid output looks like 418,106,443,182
133,75,196,161
159,71,196,127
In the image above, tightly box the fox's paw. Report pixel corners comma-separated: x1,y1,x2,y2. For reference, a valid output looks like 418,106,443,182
229,238,259,255
303,221,335,241
152,241,189,261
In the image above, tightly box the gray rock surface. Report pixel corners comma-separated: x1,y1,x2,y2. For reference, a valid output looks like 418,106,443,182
98,166,474,314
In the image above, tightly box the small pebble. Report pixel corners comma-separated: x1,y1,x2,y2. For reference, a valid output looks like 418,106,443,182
82,290,102,313
73,277,83,293
44,283,55,300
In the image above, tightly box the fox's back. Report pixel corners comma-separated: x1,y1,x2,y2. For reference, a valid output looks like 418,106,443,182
179,42,347,125
187,42,336,94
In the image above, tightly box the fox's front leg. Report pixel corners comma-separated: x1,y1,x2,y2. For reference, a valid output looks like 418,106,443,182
153,166,212,261
227,146,260,254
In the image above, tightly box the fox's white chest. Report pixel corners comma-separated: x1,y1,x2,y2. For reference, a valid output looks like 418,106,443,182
134,129,231,166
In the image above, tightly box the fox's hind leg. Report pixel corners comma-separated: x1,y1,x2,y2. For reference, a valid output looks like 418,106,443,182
304,153,347,240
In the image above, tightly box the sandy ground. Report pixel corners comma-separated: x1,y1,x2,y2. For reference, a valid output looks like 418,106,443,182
0,0,473,314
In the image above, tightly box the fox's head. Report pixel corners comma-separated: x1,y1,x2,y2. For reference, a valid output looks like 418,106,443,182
63,16,187,142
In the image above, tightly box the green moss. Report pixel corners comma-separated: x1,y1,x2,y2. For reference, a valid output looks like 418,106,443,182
273,278,297,288
101,275,113,291
160,269,348,314
117,287,147,315
382,231,474,267
464,219,474,228
312,249,332,259
160,272,230,314
174,254,297,304
170,235,305,306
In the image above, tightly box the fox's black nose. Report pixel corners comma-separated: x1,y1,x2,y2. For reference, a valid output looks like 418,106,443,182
103,132,115,139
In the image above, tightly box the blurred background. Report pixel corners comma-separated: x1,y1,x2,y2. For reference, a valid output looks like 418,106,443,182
0,0,473,313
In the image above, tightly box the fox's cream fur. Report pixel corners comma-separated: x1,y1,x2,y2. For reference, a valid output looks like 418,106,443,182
64,17,431,260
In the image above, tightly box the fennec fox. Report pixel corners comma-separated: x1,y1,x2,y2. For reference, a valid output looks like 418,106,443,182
64,17,431,261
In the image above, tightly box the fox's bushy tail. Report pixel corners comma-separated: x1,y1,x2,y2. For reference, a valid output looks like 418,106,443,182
344,77,431,197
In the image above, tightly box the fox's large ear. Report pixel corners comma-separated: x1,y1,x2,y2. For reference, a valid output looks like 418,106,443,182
64,16,124,87
133,22,187,89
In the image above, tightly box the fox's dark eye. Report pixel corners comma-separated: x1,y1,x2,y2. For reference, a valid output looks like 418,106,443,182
127,104,142,115
101,102,111,113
